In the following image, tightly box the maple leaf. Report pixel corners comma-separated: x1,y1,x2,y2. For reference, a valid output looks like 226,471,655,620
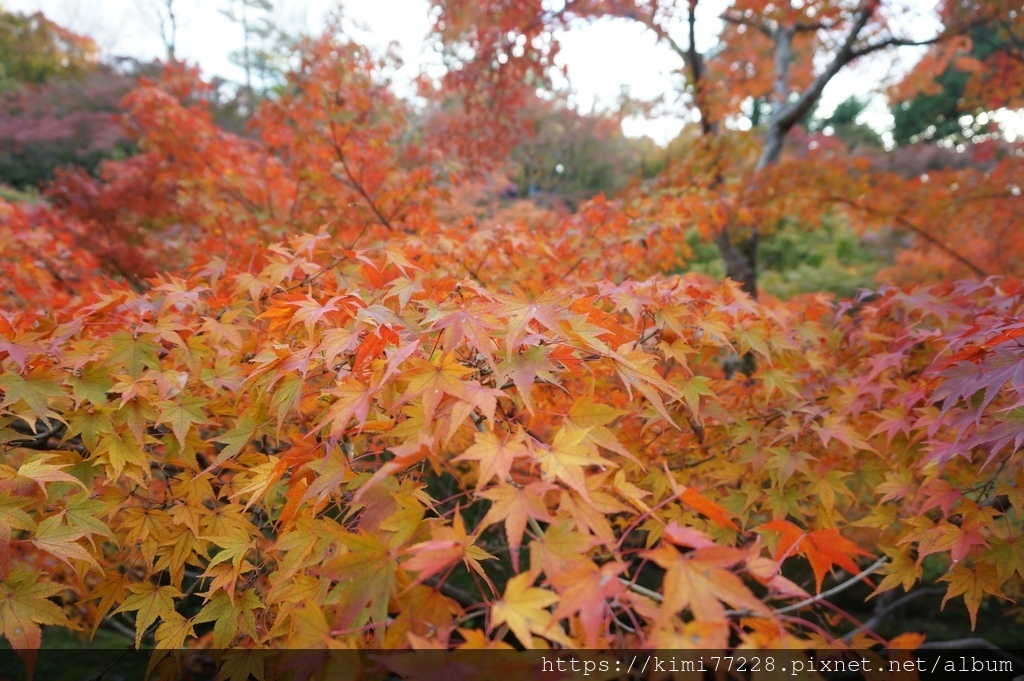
758,520,871,592
208,414,261,470
0,492,36,557
152,611,195,653
493,288,566,357
106,332,162,379
316,377,377,440
428,308,498,369
386,583,462,647
455,627,514,650
533,425,610,501
0,575,61,638
679,487,739,531
31,515,100,570
15,455,87,494
318,530,398,642
403,510,495,582
498,344,558,414
872,548,923,595
566,394,637,463
87,571,129,636
216,650,268,681
938,563,1008,630
904,519,990,564
548,559,626,647
490,572,571,649
478,482,554,572
195,590,262,648
453,428,532,489
207,533,255,574
529,520,596,579
987,534,1024,581
0,568,76,677
288,294,344,335
607,344,681,426
157,395,208,448
113,583,182,648
146,612,198,680
813,415,876,452
613,469,652,514
0,370,65,420
679,375,715,415
400,351,473,422
646,544,771,621
67,362,115,406
95,430,152,482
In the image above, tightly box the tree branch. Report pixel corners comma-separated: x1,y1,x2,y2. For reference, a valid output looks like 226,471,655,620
327,119,395,232
795,18,841,33
721,11,775,38
772,2,878,136
686,0,715,136
848,35,942,61
770,556,888,616
823,194,991,278
844,586,944,641
617,556,889,618
917,639,1024,668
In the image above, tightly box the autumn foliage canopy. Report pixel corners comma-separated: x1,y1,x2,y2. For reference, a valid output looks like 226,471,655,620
0,1,1023,678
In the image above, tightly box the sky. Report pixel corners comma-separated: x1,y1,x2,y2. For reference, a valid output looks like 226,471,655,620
2,0,980,145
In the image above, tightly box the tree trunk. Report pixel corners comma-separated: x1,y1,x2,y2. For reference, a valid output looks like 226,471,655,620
716,226,759,378
715,227,759,299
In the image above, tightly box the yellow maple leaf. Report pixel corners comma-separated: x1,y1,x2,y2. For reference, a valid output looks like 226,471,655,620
490,572,572,649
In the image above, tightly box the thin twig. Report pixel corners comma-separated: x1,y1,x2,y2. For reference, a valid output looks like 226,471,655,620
844,586,944,641
615,556,889,619
769,556,888,616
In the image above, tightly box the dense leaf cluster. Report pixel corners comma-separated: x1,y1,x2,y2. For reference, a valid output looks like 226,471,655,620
0,5,1022,679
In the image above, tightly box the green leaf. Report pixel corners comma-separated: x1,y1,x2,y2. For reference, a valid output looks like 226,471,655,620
67,362,114,405
158,396,208,447
0,371,65,420
208,414,260,470
195,590,262,648
107,332,162,379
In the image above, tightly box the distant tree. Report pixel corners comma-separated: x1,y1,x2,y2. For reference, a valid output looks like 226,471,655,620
807,96,883,150
140,0,182,62
430,0,1008,304
219,0,290,101
507,95,659,207
891,1,1024,145
0,9,99,91
0,63,135,188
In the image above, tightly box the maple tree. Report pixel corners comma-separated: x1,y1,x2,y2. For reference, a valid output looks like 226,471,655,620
0,9,99,92
0,3,1023,679
0,62,142,189
431,0,1023,299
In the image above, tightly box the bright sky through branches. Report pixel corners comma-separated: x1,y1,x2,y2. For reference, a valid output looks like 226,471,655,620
6,0,1018,143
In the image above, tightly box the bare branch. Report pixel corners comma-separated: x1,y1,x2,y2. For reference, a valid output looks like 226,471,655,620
795,18,841,32
618,556,889,618
848,35,941,60
918,640,1024,668
823,194,991,278
721,11,775,38
327,119,395,232
770,556,888,616
844,586,944,641
771,2,878,137
686,0,714,135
